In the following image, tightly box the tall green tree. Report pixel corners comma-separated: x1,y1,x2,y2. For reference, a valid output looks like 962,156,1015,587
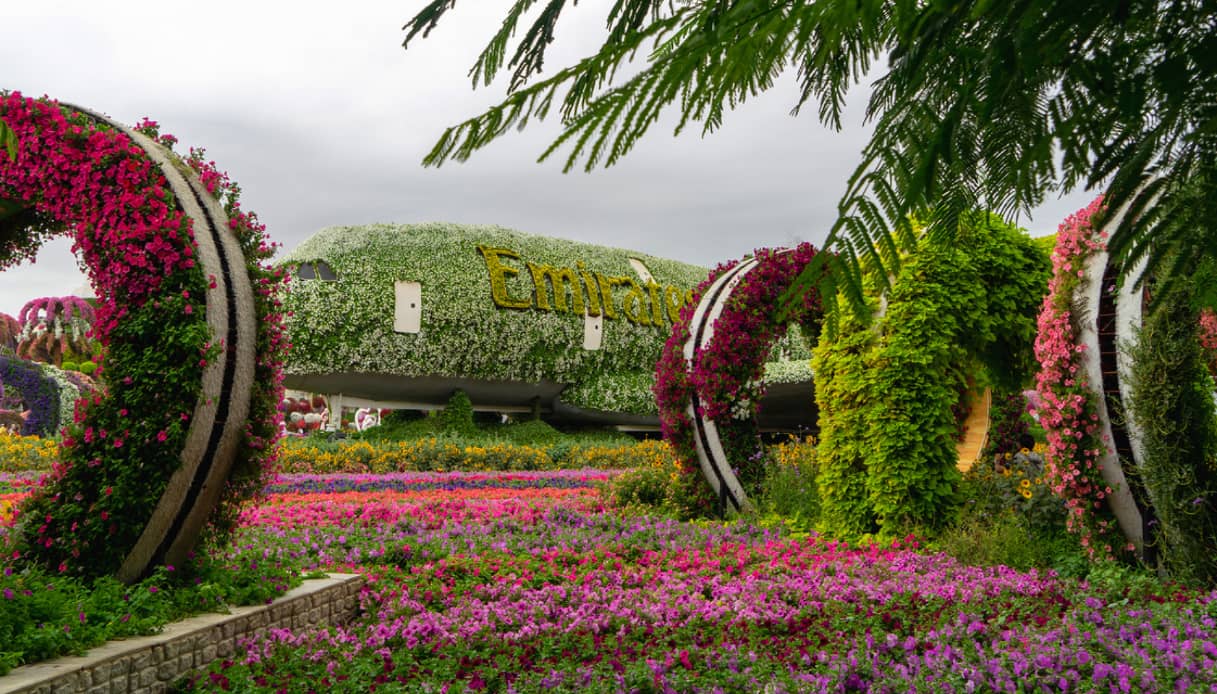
403,0,1217,324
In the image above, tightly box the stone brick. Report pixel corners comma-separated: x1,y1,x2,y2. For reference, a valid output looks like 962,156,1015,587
200,643,218,665
139,666,157,689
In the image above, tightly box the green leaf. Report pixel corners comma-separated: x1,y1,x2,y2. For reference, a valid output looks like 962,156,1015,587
1,118,16,161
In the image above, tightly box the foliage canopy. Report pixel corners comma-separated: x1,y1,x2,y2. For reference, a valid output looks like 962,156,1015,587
404,0,1217,326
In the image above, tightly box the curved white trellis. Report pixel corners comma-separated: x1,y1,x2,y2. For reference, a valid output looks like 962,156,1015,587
1073,199,1152,556
681,254,774,514
62,106,259,583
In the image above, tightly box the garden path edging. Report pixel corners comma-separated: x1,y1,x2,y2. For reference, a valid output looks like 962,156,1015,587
0,573,363,694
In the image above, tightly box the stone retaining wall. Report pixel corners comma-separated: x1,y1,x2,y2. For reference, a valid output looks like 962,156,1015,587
0,573,363,694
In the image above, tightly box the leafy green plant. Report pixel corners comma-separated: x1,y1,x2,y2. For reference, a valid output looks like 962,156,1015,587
606,465,671,511
930,508,1084,575
1125,273,1217,587
439,390,476,436
813,214,1050,540
757,436,820,526
0,550,301,675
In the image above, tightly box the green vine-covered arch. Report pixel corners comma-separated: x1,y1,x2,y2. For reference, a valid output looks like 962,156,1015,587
814,213,1050,539
0,93,285,581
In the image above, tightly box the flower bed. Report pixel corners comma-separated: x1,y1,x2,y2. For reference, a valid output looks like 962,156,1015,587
275,437,676,474
169,471,1217,692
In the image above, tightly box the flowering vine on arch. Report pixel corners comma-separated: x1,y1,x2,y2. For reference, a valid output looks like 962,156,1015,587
654,243,824,516
0,92,287,581
1034,196,1144,561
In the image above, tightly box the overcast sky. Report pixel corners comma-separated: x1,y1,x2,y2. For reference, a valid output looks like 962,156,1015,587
0,1,1096,317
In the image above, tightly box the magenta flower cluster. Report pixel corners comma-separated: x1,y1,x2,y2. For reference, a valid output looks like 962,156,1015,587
653,243,823,509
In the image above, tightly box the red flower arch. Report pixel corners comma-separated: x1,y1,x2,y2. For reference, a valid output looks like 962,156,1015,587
0,93,286,581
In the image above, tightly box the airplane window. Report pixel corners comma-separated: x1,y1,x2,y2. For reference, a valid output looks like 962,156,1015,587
315,261,338,281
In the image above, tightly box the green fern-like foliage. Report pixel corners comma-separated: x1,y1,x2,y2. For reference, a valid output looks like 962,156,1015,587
403,0,1217,330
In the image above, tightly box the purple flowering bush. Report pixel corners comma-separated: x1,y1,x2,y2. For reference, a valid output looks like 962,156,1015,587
0,356,60,436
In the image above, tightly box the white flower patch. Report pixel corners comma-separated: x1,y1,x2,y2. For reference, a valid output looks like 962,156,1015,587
280,223,707,409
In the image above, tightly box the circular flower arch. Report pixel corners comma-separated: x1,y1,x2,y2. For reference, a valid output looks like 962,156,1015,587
654,243,824,516
0,93,286,581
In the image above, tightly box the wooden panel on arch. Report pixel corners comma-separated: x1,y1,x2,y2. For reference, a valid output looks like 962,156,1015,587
955,387,991,473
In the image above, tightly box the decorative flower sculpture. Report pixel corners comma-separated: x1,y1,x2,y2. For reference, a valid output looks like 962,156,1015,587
0,355,62,436
0,93,286,581
16,295,96,366
655,243,823,516
0,312,19,354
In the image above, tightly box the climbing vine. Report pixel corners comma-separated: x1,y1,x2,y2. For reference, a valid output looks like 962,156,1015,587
815,212,1050,540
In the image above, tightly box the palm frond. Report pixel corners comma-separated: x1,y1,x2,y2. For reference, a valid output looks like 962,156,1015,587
404,0,1217,335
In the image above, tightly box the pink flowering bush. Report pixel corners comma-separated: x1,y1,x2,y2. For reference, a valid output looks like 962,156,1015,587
0,93,286,578
653,243,823,517
1033,196,1126,560
182,473,1217,692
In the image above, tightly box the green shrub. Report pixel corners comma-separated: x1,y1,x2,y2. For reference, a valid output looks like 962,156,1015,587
59,361,78,372
76,361,96,376
964,448,1065,534
930,510,1084,574
0,550,301,676
439,390,476,435
814,213,1050,540
932,457,1079,574
1126,277,1217,586
607,465,671,510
